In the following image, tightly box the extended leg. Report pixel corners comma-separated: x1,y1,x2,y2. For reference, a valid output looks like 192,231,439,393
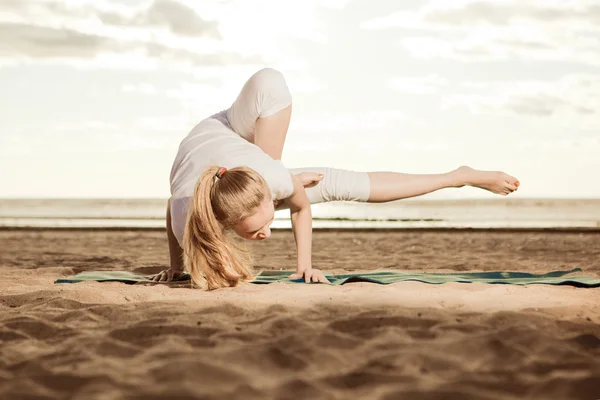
367,166,519,202
367,171,457,202
283,166,519,209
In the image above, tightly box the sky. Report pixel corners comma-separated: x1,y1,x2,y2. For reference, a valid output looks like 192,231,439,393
1,0,599,199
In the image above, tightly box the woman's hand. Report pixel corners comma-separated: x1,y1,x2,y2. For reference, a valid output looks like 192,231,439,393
295,172,324,188
289,267,330,284
149,268,184,282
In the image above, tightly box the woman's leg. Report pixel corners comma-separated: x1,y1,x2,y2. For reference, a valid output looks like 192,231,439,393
227,67,292,160
286,166,519,207
367,166,519,202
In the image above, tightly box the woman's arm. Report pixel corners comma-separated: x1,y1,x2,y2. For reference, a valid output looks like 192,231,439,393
287,174,312,272
166,197,184,272
151,197,184,282
285,173,329,284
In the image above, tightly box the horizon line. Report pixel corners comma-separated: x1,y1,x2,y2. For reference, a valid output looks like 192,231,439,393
1,196,599,201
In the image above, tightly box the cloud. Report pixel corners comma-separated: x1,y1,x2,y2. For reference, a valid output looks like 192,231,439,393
0,0,262,68
388,74,448,95
361,1,600,30
504,94,568,117
283,109,410,160
141,41,263,67
0,21,121,59
0,0,221,38
421,1,600,27
1,116,193,155
122,82,159,95
441,74,600,121
0,0,349,69
0,20,260,67
360,1,600,65
290,109,406,136
97,0,221,38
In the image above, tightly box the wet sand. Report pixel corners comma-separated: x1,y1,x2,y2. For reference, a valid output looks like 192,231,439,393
1,229,599,399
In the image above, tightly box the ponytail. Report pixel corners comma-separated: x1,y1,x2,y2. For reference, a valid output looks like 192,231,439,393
183,166,264,290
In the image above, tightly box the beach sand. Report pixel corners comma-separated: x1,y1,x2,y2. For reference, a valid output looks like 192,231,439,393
1,228,599,399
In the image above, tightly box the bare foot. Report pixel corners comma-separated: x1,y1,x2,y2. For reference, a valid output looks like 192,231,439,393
452,166,520,196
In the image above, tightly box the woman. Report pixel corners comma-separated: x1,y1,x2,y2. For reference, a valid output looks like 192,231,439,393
152,68,520,289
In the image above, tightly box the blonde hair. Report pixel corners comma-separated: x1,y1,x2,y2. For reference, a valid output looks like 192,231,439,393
183,165,269,290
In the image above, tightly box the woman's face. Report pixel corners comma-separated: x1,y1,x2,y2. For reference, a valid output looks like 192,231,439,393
232,194,275,241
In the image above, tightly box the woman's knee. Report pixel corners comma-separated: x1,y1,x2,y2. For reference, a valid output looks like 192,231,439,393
251,68,287,90
249,68,292,115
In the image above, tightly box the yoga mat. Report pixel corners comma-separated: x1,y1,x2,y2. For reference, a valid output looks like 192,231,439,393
55,268,600,288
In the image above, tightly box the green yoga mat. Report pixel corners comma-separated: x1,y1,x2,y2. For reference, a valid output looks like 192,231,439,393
55,268,600,288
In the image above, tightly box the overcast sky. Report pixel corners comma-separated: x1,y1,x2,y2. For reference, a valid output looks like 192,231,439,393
1,0,599,199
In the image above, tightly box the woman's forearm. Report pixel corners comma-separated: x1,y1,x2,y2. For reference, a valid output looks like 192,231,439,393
166,198,184,272
290,205,312,271
285,173,314,272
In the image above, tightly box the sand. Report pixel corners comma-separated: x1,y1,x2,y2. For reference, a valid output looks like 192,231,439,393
1,228,599,400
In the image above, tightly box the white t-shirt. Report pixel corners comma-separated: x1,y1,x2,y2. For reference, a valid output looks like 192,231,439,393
169,110,294,246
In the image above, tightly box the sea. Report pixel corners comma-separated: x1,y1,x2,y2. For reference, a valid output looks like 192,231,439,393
0,198,599,229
